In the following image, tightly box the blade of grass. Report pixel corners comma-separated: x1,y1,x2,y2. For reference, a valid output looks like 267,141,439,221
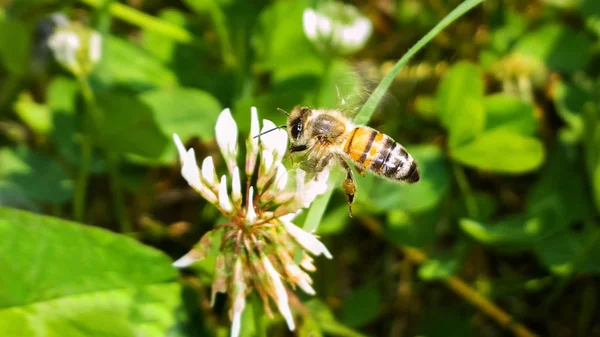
80,0,194,43
303,0,484,232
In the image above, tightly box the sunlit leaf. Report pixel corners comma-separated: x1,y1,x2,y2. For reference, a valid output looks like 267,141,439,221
141,9,188,63
13,91,51,135
253,0,322,81
141,87,222,142
0,207,181,336
93,35,177,90
0,20,32,74
95,92,168,159
418,249,464,281
436,61,485,148
484,94,537,136
514,23,592,72
451,130,545,173
460,216,540,248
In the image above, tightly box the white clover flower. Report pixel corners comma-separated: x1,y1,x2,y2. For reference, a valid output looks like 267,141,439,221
303,2,373,56
172,107,332,337
48,21,102,77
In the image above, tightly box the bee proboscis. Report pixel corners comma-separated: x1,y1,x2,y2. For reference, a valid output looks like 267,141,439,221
284,106,420,216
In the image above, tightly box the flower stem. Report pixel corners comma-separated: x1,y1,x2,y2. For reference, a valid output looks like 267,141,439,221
452,162,479,219
106,152,132,233
73,77,96,222
252,294,267,337
360,215,539,337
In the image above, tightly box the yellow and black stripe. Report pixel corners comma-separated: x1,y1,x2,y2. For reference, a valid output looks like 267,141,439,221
343,126,419,183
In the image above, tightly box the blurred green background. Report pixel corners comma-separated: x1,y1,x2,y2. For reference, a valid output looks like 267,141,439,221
1,0,600,336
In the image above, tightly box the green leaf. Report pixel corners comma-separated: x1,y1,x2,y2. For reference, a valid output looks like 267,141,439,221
0,20,32,74
95,92,168,159
514,23,592,73
484,94,537,136
253,0,322,81
13,91,52,135
418,252,462,281
141,9,188,63
526,138,591,231
436,61,485,147
535,228,600,275
140,88,222,142
451,130,545,173
551,79,591,136
93,35,177,90
460,216,540,248
356,145,450,213
582,106,600,211
0,147,73,204
305,299,366,337
487,5,526,54
0,207,180,336
0,182,40,212
384,208,440,247
316,205,350,235
340,284,381,328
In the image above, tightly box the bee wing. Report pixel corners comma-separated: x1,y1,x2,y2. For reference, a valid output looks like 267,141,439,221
332,63,399,121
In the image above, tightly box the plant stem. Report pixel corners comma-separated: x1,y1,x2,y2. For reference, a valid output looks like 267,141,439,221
360,215,539,337
452,162,479,219
0,72,21,115
252,294,267,337
73,78,96,222
106,152,132,233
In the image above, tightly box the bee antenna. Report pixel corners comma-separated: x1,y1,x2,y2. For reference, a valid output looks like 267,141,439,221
277,107,290,116
253,125,287,139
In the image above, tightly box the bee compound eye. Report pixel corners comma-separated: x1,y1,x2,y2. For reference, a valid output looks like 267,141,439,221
290,118,303,139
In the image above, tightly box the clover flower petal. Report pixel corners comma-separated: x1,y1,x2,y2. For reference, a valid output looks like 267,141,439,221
216,108,238,174
260,119,288,161
263,256,295,331
282,220,333,259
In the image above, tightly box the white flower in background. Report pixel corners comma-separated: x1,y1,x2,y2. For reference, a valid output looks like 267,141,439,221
303,2,373,56
48,18,102,77
173,107,332,337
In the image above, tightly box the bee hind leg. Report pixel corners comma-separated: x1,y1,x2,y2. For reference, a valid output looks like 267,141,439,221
338,156,356,217
354,165,366,177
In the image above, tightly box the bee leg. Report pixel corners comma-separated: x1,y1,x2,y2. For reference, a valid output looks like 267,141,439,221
315,153,333,173
338,156,356,217
354,165,366,177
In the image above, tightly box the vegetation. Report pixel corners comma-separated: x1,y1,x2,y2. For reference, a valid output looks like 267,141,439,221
1,0,599,336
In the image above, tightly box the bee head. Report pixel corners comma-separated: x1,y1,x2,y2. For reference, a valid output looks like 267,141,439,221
287,106,312,141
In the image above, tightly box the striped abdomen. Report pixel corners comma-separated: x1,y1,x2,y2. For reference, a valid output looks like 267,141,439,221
342,126,420,183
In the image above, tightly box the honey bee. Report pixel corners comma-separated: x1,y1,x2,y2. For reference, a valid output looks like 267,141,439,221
285,106,420,216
